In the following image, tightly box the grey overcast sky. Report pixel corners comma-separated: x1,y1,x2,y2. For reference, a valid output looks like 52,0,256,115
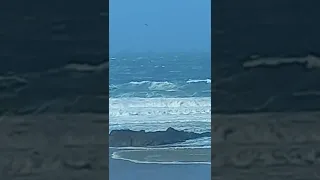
109,0,211,54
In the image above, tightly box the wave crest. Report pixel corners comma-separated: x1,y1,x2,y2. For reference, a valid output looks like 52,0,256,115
110,79,211,98
186,79,211,84
148,81,177,91
110,97,211,117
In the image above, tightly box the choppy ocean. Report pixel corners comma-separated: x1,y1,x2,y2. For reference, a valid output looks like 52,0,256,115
109,52,211,164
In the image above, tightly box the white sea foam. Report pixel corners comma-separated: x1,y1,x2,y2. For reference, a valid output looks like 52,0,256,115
119,79,211,88
129,81,150,85
110,97,211,117
113,145,211,150
109,83,211,149
110,97,210,108
148,81,177,91
128,81,177,91
186,79,211,84
111,154,211,165
109,80,211,98
109,97,211,145
111,148,211,165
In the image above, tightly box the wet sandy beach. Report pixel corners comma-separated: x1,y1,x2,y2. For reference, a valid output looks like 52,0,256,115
109,149,210,180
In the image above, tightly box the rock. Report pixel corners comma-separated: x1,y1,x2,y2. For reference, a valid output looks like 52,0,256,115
109,127,211,147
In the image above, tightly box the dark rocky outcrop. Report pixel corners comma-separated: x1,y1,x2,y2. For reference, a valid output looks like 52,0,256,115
109,127,210,147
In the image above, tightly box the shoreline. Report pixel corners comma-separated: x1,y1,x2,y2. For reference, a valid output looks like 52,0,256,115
109,149,211,180
110,147,211,165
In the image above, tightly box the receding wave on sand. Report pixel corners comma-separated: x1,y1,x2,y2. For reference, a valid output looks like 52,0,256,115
111,148,211,165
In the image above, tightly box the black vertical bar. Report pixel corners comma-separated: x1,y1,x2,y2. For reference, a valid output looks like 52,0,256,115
0,0,109,179
212,0,320,179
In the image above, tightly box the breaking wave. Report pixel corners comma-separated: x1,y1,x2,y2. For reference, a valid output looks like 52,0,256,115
186,79,211,84
109,79,211,98
109,97,211,117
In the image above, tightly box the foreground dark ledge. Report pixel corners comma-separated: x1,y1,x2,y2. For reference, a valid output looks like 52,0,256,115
109,127,211,147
